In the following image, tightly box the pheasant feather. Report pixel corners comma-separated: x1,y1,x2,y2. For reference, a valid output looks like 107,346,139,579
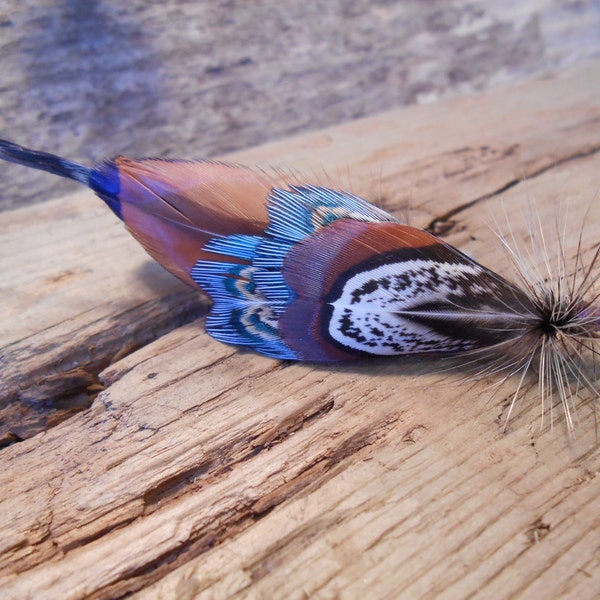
1,139,598,429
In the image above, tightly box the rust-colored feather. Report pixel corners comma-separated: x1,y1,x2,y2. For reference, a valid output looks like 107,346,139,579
113,158,278,287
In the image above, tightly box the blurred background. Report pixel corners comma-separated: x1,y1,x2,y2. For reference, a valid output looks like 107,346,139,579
1,0,599,211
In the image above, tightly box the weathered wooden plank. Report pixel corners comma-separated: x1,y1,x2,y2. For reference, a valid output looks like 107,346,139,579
0,62,599,599
0,195,208,442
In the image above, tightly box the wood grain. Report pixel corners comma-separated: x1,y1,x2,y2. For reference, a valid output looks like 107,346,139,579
0,62,599,599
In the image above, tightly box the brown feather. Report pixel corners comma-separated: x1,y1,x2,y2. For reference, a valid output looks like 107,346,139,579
114,159,289,289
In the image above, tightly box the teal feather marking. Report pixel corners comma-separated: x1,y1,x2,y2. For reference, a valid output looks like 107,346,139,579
191,239,296,358
191,185,399,358
266,185,396,241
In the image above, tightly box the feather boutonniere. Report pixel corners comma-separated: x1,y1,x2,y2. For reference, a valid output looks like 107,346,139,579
1,139,598,431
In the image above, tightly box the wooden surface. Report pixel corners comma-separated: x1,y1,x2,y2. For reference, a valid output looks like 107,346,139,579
1,62,599,599
3,0,600,211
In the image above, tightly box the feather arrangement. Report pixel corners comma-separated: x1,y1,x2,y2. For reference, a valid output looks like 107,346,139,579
1,139,598,430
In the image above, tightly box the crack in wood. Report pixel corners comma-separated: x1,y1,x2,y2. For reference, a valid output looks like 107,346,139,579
1,294,208,446
426,145,600,236
61,408,405,598
251,412,406,516
142,397,337,511
155,435,392,595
